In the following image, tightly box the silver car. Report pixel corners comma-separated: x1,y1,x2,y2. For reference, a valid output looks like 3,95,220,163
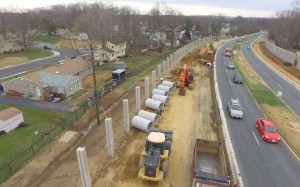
228,99,243,118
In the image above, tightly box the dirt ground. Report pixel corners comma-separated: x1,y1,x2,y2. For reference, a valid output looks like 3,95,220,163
1,41,223,187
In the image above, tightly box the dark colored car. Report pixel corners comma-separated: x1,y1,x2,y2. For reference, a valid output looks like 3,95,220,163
0,82,3,91
256,118,280,143
44,45,51,50
233,75,243,84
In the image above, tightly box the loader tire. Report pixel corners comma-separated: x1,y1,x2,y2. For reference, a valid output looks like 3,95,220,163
138,156,146,169
162,160,169,177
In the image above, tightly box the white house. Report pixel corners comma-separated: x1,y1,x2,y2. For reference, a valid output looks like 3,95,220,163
150,32,167,42
0,39,24,55
95,36,126,62
0,107,24,134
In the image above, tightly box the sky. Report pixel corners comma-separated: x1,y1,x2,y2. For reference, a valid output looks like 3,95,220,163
0,0,297,17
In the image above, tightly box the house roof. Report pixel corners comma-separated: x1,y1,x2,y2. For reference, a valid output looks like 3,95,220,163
24,57,92,83
40,72,74,87
0,107,22,121
101,47,115,53
133,39,158,47
108,36,126,45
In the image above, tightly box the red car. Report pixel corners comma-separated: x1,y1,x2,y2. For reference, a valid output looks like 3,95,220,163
256,118,280,143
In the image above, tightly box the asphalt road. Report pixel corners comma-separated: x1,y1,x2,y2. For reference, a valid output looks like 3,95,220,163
216,39,300,187
0,45,78,79
242,37,300,116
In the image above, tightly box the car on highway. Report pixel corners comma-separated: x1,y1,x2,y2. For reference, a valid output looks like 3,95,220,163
256,118,280,143
227,62,235,69
247,46,251,50
233,74,243,84
43,45,51,50
227,98,243,118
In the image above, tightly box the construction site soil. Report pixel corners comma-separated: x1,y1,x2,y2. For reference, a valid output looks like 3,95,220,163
2,41,224,187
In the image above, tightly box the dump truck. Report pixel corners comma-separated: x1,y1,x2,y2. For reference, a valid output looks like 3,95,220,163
192,138,230,187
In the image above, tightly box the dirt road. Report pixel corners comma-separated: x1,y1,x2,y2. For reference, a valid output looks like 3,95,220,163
2,43,221,187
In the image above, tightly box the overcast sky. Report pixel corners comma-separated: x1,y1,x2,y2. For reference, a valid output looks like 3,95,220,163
0,0,296,17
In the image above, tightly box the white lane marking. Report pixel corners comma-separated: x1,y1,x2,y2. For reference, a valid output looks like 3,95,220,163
226,69,228,73
230,81,232,85
277,83,282,88
252,131,260,146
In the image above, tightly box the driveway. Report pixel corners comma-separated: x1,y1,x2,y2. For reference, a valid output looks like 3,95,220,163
0,91,72,112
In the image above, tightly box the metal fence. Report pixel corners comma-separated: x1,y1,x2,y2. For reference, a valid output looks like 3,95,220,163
0,48,173,184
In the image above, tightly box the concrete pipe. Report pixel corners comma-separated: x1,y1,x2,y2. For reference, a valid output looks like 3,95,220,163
152,89,168,96
138,110,160,126
158,85,173,95
161,80,176,91
145,98,164,111
206,62,212,69
131,116,154,132
152,94,169,106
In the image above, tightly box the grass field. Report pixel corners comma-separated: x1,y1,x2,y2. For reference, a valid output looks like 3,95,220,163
0,104,64,167
0,48,53,68
34,34,85,48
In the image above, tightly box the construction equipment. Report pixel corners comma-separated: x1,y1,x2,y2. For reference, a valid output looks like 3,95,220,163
207,42,215,55
176,64,194,96
138,129,173,181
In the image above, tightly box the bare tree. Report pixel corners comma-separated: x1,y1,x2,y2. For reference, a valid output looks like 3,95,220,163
0,8,12,39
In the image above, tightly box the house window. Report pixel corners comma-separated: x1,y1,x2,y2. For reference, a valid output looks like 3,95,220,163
111,45,114,49
76,80,80,88
72,83,76,91
112,53,114,57
68,85,72,93
58,87,64,93
0,45,4,48
29,86,33,92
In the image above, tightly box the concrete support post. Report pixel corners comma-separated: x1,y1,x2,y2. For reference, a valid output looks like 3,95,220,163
145,77,150,101
135,87,141,113
152,71,156,91
123,99,130,133
157,64,161,85
162,61,166,77
105,118,115,157
76,147,92,187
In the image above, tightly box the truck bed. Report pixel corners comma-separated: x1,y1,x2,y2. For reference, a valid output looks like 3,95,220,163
192,139,230,187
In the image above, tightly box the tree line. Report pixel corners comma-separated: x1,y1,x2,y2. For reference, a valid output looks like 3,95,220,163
0,2,269,49
269,1,300,49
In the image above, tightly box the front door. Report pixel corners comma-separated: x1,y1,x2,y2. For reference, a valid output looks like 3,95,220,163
36,87,41,97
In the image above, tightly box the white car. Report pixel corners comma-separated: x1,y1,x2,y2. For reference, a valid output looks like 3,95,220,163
228,99,243,118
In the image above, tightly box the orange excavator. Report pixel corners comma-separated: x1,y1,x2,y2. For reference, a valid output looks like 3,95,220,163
176,64,194,96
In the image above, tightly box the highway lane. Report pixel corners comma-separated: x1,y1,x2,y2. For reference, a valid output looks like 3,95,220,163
242,37,300,116
216,40,300,187
0,46,78,79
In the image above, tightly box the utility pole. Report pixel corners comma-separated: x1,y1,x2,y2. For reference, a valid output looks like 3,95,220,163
90,44,100,126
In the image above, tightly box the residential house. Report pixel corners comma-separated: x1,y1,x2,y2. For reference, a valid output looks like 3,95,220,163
0,107,24,134
164,39,180,47
130,39,159,52
150,32,167,43
3,57,92,100
95,36,127,62
0,39,24,54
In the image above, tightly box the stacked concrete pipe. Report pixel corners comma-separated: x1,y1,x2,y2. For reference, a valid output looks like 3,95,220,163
152,94,169,106
152,88,168,96
138,110,160,126
131,116,154,132
157,85,173,95
161,80,176,91
145,98,164,111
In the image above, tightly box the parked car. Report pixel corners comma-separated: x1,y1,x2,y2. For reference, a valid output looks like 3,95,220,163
44,45,51,50
233,74,243,84
256,118,280,143
227,62,235,69
0,82,3,91
227,99,243,118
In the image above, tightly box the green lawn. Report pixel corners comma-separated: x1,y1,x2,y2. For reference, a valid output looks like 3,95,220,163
0,104,64,167
0,48,53,69
34,34,64,44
